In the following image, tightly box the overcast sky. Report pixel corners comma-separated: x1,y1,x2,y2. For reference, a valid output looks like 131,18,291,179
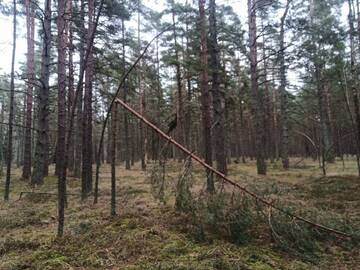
0,0,348,89
0,0,247,76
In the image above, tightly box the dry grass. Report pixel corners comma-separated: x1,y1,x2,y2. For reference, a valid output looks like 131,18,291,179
0,158,359,269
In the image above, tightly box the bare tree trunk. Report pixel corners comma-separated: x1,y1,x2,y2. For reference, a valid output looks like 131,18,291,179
74,0,85,178
122,18,131,170
22,0,35,180
111,104,117,216
279,0,291,169
172,8,184,161
348,0,360,175
32,0,51,185
138,1,146,170
248,0,266,175
67,0,75,174
57,0,67,236
82,0,94,198
4,0,16,201
198,0,214,193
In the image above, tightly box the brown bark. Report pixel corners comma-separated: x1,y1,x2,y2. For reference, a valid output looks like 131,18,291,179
138,1,146,170
348,0,360,175
111,104,117,216
122,18,131,170
4,0,17,201
248,0,266,174
82,0,95,198
67,0,75,173
279,0,291,169
32,0,51,185
209,0,227,175
198,0,214,192
57,0,67,237
172,8,184,161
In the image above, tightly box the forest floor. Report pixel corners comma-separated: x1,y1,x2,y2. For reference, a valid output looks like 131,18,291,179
0,157,360,269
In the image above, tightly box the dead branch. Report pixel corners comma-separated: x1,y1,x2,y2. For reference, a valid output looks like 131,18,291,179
115,97,353,240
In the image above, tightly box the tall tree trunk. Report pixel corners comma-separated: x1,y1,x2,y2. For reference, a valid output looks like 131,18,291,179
138,0,146,170
56,0,67,236
198,0,214,193
209,0,227,175
110,104,117,216
279,0,290,169
172,8,184,161
122,18,131,170
74,0,85,178
82,0,94,198
22,0,35,180
248,0,266,175
4,0,16,200
67,0,75,173
32,0,51,185
184,0,192,149
348,0,360,175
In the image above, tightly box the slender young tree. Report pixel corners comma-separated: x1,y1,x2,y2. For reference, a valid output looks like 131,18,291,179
4,0,17,201
110,104,117,216
279,0,291,169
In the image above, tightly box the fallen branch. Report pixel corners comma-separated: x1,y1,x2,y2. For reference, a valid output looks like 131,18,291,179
115,97,353,239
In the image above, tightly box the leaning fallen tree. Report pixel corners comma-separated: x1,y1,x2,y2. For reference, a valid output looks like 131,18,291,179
114,97,353,240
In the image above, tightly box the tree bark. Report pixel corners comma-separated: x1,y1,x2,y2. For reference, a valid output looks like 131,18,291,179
22,0,35,180
56,0,67,236
67,0,75,173
4,0,17,201
348,0,360,175
198,0,214,193
32,0,51,185
111,104,117,216
279,0,290,169
82,0,94,198
209,0,227,175
248,0,266,175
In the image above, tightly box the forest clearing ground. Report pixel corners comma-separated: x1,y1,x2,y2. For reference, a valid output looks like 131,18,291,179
0,157,360,269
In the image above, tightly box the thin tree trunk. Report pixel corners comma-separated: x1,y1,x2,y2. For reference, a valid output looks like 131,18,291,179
74,0,85,178
111,104,117,216
67,0,75,173
4,0,16,201
82,0,94,198
122,18,131,170
248,0,266,175
348,0,360,175
279,0,291,169
209,0,227,175
138,1,146,170
22,0,35,180
172,8,184,161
